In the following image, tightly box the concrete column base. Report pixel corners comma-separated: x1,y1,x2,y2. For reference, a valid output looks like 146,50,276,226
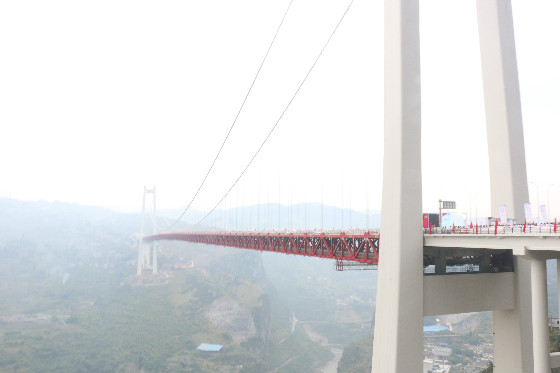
493,257,534,373
531,259,550,373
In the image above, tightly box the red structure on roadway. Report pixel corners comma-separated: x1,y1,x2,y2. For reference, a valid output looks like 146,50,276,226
143,231,379,264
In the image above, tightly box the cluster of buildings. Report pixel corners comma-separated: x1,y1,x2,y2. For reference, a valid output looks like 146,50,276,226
423,340,493,373
423,359,451,373
462,342,493,373
0,313,51,323
0,312,72,324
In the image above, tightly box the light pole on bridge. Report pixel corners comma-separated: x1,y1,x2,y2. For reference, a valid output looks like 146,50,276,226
531,181,541,223
548,184,555,222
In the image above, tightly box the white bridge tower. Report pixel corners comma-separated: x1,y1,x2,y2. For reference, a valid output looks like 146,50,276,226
137,186,158,275
372,1,550,372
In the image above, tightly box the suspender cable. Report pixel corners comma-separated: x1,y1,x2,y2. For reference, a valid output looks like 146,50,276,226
171,0,295,228
196,0,355,226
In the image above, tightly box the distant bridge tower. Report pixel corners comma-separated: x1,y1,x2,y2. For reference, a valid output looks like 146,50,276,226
372,1,541,372
137,186,158,275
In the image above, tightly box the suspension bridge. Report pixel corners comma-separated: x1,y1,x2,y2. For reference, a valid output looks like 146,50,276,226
143,230,380,264
135,0,560,372
139,223,559,275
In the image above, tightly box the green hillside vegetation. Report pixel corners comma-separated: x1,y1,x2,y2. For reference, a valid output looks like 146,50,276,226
0,242,332,373
0,255,260,372
0,199,340,373
337,313,496,373
337,336,372,373
269,325,333,373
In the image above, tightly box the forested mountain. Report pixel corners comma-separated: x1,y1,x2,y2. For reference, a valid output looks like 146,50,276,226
0,198,376,373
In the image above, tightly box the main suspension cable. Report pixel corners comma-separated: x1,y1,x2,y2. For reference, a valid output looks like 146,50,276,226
197,0,355,226
171,0,295,228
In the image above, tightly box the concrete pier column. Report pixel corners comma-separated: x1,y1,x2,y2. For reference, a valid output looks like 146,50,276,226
143,244,150,268
152,243,158,275
479,251,491,273
531,259,551,373
136,239,144,275
435,251,446,275
493,257,534,373
557,259,560,328
371,0,423,372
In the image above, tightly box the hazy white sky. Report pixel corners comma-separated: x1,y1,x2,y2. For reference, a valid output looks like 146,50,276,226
1,0,559,223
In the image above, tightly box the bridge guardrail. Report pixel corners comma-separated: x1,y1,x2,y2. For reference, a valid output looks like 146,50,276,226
423,222,558,236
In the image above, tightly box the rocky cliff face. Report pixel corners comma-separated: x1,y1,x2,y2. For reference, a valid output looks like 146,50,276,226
206,296,256,341
241,294,272,367
201,246,273,366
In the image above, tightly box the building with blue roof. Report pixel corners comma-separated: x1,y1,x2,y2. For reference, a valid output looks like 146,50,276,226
196,343,223,352
423,325,450,334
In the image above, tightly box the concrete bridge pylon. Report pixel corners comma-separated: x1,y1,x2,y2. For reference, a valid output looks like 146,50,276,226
372,1,546,372
371,1,423,372
137,186,158,275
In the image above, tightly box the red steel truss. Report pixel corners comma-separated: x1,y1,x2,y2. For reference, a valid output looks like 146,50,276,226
143,231,379,264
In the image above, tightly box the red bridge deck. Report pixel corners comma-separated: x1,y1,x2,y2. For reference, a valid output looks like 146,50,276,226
143,231,379,264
